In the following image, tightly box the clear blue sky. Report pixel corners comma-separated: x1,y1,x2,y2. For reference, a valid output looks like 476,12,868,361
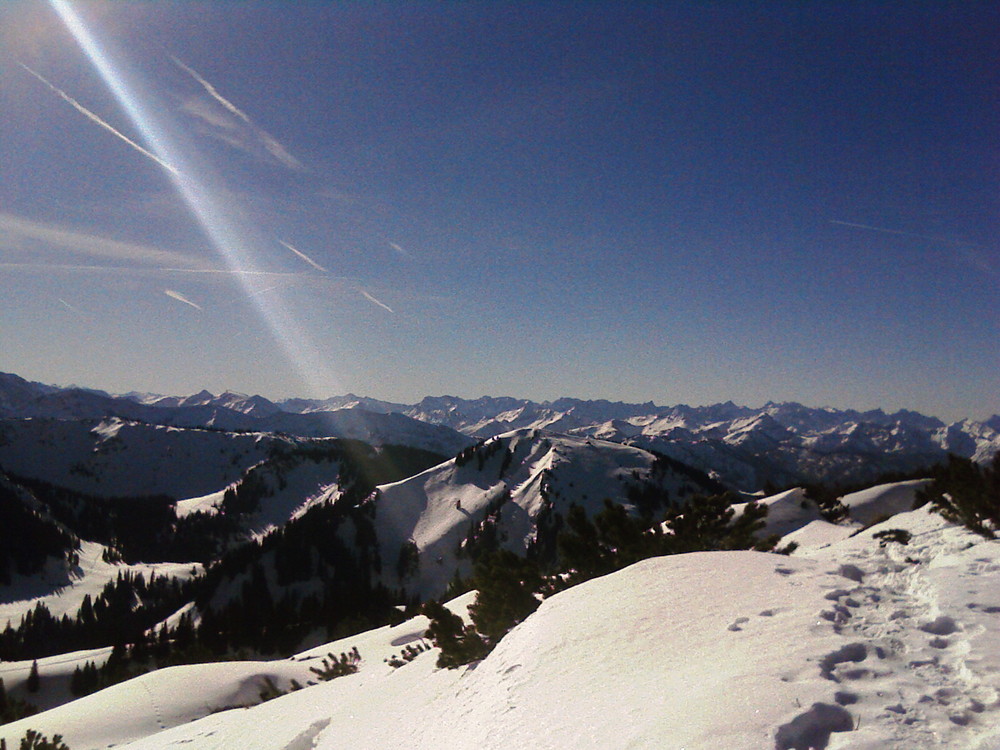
1,1,996,421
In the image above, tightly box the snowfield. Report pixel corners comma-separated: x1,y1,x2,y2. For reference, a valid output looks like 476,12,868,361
2,503,998,749
0,541,201,629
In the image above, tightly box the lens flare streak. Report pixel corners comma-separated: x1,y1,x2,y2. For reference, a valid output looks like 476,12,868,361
48,0,341,394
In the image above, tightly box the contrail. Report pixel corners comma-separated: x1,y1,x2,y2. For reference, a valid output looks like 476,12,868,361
247,284,280,297
829,220,966,245
0,261,315,280
170,55,252,124
279,240,328,273
158,267,308,277
0,212,210,270
360,288,394,313
57,298,82,313
172,55,303,171
388,241,410,258
18,62,179,176
164,289,203,310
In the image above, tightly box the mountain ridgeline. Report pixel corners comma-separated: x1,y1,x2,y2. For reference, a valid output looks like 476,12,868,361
2,371,996,492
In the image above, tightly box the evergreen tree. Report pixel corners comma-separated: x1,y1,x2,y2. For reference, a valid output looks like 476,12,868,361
917,453,1000,538
468,550,542,644
557,504,609,582
422,600,488,668
25,661,39,693
665,493,772,553
0,676,38,725
12,729,70,750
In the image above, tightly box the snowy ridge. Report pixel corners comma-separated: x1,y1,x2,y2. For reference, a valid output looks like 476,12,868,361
370,429,720,598
0,373,472,457
0,418,293,499
2,507,997,749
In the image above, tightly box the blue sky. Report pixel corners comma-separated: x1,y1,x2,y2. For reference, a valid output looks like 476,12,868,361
0,1,996,421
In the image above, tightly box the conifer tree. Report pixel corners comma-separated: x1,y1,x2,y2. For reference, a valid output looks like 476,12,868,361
468,550,541,644
25,660,39,693
422,600,488,668
918,453,1000,538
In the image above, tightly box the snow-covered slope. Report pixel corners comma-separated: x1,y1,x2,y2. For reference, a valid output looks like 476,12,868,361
0,542,200,630
370,429,720,598
0,418,292,499
839,479,932,527
4,506,997,750
730,487,825,539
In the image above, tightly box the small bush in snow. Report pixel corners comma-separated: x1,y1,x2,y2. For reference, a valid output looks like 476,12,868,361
308,647,361,681
1,729,70,750
873,529,912,546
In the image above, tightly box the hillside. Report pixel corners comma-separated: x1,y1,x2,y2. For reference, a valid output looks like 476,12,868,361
1,504,997,749
370,429,721,598
0,418,295,500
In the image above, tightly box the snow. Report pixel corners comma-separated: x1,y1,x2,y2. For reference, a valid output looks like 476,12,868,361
731,487,825,538
0,592,476,749
3,504,997,750
175,489,226,518
781,519,857,552
372,430,713,598
0,542,201,629
0,647,114,712
169,455,346,525
839,479,932,526
0,418,285,499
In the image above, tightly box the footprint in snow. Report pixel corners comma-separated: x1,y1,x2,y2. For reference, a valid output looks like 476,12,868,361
967,603,1000,613
919,615,960,636
834,691,859,706
728,616,750,632
819,643,867,681
774,702,853,750
835,564,865,583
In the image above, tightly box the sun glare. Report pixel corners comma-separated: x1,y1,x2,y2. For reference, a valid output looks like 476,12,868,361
48,0,342,398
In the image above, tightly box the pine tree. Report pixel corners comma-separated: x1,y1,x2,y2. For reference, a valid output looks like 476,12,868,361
918,453,1000,538
25,660,39,693
13,729,70,750
422,600,488,668
468,550,541,644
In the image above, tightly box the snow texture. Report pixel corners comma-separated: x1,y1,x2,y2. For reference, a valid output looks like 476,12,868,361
3,506,998,750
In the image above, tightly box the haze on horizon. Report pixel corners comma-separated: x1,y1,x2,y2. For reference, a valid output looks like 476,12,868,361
1,1,996,422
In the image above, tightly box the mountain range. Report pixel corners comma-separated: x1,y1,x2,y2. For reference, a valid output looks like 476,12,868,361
2,371,997,491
